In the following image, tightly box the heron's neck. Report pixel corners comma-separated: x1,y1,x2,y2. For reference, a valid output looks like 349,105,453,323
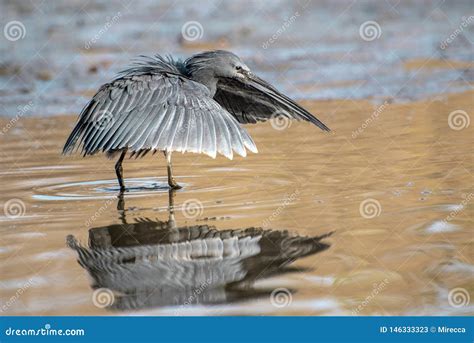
189,70,218,96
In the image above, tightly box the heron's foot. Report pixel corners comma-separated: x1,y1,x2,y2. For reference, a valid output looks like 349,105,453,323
168,178,182,190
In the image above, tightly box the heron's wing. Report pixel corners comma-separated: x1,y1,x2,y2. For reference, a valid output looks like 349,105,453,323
214,75,330,131
63,74,257,159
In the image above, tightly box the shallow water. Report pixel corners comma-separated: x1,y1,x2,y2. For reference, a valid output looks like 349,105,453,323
0,91,472,315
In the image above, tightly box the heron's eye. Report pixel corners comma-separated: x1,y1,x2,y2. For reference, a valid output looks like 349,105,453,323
235,66,243,71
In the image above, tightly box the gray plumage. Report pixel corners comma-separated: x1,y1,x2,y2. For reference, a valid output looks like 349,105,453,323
66,219,332,310
62,50,329,190
63,50,329,158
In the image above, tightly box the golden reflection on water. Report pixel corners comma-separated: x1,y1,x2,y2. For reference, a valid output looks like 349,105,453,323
0,91,472,315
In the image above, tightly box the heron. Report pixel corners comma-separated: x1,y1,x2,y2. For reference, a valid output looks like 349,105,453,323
63,50,329,191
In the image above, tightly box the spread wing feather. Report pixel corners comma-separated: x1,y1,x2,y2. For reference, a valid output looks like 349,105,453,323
214,75,330,131
63,73,258,160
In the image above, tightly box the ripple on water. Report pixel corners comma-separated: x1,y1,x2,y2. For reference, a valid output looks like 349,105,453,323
32,177,177,201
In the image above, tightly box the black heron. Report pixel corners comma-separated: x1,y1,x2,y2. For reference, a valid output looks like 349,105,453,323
63,50,330,191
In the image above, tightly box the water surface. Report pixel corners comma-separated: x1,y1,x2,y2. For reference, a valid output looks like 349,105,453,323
1,92,472,315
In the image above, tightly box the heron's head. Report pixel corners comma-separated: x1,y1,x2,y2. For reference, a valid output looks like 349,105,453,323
186,50,251,80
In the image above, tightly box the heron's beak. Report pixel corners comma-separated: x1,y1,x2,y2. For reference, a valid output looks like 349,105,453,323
245,73,280,92
244,73,297,107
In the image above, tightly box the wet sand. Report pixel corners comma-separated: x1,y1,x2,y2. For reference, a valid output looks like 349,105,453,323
0,90,472,315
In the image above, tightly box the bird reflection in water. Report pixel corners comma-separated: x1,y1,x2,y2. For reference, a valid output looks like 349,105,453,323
67,191,333,312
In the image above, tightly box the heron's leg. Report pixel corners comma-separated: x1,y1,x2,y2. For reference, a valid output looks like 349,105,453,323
115,150,127,192
167,189,177,229
164,151,182,189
